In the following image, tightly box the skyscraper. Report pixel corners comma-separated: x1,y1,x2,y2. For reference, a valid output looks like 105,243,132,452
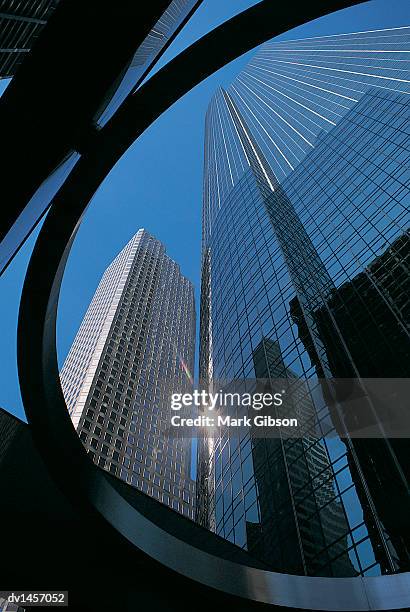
197,27,410,577
0,1,60,79
60,229,196,519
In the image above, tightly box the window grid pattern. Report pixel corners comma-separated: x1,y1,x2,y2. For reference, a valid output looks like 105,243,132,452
203,27,410,227
0,0,60,78
61,229,196,519
197,86,410,577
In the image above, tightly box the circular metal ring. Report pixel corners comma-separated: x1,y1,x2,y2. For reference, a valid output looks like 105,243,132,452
16,1,410,609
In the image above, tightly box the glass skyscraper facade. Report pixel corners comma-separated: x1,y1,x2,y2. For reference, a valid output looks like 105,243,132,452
197,27,410,577
60,229,196,519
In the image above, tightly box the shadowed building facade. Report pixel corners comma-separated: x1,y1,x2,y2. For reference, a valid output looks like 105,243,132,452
290,232,410,571
0,1,60,79
246,337,357,576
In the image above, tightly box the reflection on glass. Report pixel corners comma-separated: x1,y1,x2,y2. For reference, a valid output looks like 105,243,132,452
197,27,410,577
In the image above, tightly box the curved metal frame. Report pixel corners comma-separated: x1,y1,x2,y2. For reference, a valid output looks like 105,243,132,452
16,1,410,609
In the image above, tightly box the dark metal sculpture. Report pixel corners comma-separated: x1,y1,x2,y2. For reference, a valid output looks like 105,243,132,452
10,0,410,608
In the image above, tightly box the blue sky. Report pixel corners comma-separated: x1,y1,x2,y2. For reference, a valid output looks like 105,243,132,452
1,0,409,422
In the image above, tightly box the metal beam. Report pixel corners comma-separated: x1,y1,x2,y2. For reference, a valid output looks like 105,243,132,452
17,2,410,610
